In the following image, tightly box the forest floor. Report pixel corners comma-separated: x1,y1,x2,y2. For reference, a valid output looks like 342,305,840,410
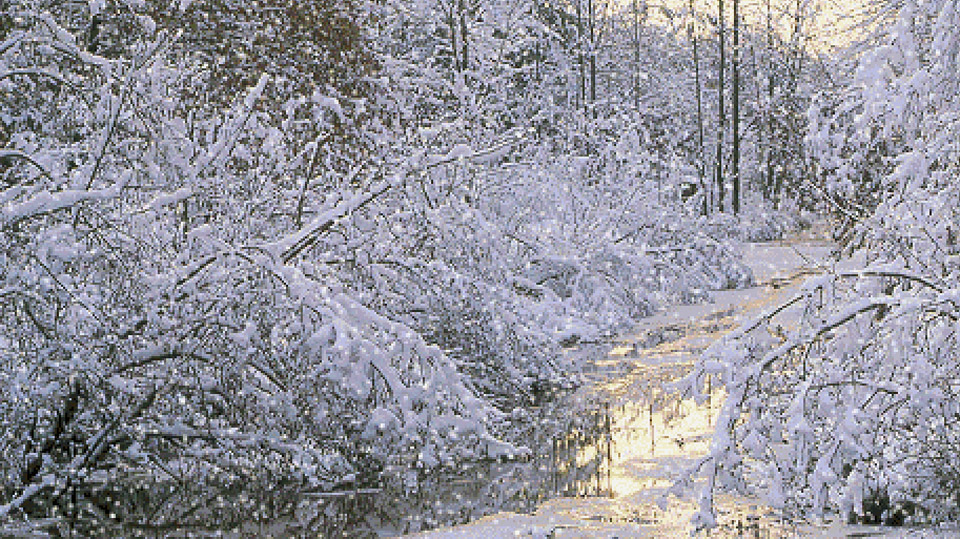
411,224,960,538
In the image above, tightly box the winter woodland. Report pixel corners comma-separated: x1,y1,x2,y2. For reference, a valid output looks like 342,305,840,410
1,0,958,536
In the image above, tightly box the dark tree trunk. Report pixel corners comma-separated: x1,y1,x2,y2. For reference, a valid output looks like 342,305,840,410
689,0,706,215
715,0,725,212
633,0,641,110
577,0,585,108
459,0,469,71
588,0,596,105
732,0,740,214
766,0,775,201
448,3,459,71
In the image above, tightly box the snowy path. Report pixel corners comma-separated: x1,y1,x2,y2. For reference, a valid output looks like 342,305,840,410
410,228,938,538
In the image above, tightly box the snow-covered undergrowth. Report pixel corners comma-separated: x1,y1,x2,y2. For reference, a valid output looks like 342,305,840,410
0,9,513,532
0,2,787,535
675,0,960,530
729,207,811,243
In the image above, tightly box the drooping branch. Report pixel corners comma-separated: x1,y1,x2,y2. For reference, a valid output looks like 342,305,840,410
0,149,58,185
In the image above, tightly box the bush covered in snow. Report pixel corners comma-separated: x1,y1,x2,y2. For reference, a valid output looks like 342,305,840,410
676,0,960,529
0,0,780,535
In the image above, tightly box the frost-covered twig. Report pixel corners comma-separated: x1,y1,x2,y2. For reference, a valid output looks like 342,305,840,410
839,269,944,294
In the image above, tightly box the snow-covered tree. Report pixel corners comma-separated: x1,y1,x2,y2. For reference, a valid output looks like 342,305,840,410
0,2,515,534
0,0,815,534
677,0,960,528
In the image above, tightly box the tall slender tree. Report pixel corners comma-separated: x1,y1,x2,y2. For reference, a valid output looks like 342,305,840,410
460,0,470,71
765,0,775,200
588,0,597,104
577,0,586,108
715,0,726,212
448,2,460,71
688,0,706,215
633,0,641,110
731,0,740,214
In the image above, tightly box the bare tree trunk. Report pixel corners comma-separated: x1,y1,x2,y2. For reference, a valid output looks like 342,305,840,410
732,0,740,214
766,0,775,201
750,15,765,200
588,0,596,105
715,0,725,212
447,2,459,72
535,38,541,82
793,0,804,73
689,0,706,215
577,0,585,109
533,0,542,84
633,0,641,110
459,0,469,71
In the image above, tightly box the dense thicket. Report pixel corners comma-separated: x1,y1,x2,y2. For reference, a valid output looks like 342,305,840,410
679,0,960,529
0,0,819,535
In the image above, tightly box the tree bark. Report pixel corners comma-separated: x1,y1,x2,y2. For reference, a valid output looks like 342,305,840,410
633,0,641,110
588,0,596,105
689,0,706,215
577,0,585,109
766,0,775,201
447,2,459,72
715,0,725,212
732,0,740,214
459,0,469,71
